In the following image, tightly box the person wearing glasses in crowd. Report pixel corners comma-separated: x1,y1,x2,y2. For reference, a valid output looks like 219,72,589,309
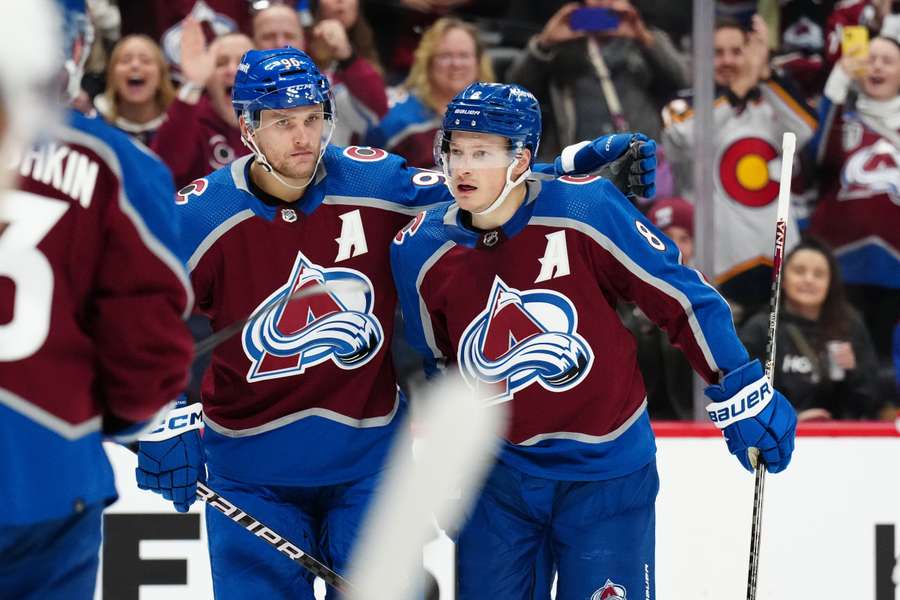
365,17,494,167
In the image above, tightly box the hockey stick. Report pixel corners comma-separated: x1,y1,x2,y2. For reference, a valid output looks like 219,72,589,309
196,480,356,593
193,279,365,358
347,375,508,600
746,131,796,600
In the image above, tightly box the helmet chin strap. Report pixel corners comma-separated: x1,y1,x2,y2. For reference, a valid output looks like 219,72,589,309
472,160,531,216
241,123,332,192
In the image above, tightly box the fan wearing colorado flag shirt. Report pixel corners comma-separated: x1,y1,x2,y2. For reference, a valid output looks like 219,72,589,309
390,82,798,600
132,45,658,599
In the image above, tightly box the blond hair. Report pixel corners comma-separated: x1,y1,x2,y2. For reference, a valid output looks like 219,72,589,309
403,18,495,113
101,34,175,121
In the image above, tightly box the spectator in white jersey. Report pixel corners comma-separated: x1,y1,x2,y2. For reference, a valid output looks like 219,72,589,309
662,15,817,322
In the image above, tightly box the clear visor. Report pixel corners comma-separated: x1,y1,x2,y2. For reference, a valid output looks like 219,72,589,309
434,130,525,178
242,89,336,157
250,106,335,146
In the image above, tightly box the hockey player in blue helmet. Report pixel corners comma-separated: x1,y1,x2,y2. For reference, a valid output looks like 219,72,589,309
392,82,797,599
1,0,193,598
134,45,664,598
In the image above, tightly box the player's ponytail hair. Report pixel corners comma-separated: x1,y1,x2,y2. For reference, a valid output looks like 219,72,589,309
403,18,495,114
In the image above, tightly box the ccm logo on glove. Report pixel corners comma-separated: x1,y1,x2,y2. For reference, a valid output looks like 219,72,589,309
141,403,203,442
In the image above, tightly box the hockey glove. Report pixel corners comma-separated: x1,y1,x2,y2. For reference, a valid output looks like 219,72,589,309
136,399,206,512
704,360,797,474
553,133,657,199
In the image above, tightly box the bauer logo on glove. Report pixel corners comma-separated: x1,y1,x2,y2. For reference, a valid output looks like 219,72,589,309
706,378,773,428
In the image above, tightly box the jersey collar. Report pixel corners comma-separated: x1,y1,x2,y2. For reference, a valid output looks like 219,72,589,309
443,180,542,248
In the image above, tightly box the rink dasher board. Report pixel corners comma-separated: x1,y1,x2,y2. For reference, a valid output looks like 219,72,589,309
95,423,899,600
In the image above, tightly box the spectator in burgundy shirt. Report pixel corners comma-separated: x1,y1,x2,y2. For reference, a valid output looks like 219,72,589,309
308,0,388,145
365,17,494,167
94,34,175,146
151,18,252,189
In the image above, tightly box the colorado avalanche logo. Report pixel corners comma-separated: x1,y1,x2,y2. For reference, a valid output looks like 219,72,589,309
840,138,900,205
457,276,593,405
242,251,383,382
592,580,627,599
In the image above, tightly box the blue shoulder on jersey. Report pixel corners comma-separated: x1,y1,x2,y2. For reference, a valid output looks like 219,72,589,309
320,145,451,211
390,202,456,377
174,156,265,265
534,176,749,374
68,110,188,268
364,91,438,150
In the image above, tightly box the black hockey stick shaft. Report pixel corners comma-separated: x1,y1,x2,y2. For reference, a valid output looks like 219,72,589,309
746,132,796,600
196,481,355,593
193,280,365,358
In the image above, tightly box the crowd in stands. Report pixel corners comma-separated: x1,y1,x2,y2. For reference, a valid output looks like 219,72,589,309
77,0,899,422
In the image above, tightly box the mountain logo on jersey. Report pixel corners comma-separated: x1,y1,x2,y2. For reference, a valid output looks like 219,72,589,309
457,276,593,404
242,251,384,382
591,580,627,599
840,139,899,204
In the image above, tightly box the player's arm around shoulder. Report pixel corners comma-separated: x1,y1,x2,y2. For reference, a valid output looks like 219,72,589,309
390,207,451,377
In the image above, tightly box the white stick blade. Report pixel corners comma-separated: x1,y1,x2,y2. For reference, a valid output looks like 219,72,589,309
347,375,508,600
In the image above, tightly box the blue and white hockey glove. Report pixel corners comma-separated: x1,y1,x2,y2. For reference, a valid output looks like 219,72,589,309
553,133,657,199
704,360,797,474
136,398,205,512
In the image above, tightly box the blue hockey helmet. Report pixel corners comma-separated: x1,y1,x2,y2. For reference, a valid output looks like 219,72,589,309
439,82,541,166
232,47,333,129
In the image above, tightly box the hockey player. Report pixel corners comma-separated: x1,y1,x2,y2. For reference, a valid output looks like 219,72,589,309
0,0,194,598
390,82,798,600
134,47,656,598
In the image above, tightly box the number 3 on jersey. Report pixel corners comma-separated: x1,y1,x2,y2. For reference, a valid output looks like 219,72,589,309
0,191,69,361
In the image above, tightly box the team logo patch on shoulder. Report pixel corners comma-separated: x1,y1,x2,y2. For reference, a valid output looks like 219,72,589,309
343,146,389,162
457,276,593,405
394,211,426,244
176,178,208,204
242,251,384,382
558,174,601,185
592,579,627,599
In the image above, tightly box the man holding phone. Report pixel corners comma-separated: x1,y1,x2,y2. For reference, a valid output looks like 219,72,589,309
507,1,688,158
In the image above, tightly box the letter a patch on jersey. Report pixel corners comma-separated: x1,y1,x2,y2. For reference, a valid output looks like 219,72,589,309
534,230,570,283
335,209,369,262
457,276,593,405
242,251,384,382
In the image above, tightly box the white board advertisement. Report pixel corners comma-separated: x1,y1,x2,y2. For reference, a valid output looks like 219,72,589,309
96,428,900,599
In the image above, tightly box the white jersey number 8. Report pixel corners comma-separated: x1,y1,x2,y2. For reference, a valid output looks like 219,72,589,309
635,220,666,252
0,191,69,361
